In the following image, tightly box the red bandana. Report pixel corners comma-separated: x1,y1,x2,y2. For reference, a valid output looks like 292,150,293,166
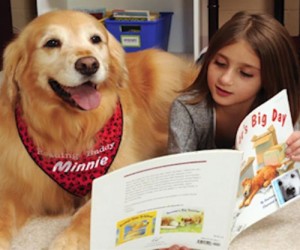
15,103,123,197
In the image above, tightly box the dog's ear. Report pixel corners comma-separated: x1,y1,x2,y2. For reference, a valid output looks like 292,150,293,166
106,31,128,88
242,178,250,186
2,35,28,104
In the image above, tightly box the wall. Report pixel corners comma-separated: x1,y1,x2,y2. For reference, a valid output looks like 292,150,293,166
10,0,36,33
219,0,299,36
219,0,274,26
285,0,300,36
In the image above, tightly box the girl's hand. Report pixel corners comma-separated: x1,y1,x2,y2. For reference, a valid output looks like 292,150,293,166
160,245,191,250
286,131,300,161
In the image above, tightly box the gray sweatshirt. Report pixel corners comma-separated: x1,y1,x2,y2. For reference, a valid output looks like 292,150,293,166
168,94,216,154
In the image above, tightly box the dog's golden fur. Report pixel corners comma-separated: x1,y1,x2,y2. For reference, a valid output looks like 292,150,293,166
239,164,281,208
0,10,199,249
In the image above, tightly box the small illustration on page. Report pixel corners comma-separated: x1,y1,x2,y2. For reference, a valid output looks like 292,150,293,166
116,211,156,245
160,208,204,234
239,125,295,209
272,168,300,206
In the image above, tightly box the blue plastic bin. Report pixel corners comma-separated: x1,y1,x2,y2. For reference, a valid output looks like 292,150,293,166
105,12,173,52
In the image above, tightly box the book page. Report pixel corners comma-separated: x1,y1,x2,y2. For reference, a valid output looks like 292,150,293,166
91,150,242,250
231,89,300,239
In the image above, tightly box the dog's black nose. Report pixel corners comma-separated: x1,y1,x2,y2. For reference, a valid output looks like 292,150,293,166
286,187,296,196
75,56,99,76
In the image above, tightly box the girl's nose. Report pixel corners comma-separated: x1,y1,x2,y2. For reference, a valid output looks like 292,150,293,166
219,69,234,85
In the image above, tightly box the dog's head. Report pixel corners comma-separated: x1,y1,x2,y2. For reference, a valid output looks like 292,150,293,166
241,178,252,198
278,169,300,202
2,10,127,111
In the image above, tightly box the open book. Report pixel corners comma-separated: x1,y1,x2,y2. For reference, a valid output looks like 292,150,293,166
90,90,300,249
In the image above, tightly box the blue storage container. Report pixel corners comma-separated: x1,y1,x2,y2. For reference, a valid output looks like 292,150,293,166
105,12,173,52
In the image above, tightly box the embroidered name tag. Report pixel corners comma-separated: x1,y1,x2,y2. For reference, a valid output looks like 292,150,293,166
15,102,123,197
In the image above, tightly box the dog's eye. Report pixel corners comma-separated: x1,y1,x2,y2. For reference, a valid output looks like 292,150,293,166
90,35,101,44
44,39,61,48
291,174,295,178
278,181,282,186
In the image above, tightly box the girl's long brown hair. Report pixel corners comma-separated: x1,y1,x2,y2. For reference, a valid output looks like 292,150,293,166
187,11,300,123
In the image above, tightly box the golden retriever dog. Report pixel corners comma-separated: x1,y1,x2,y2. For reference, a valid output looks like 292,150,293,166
0,10,199,250
239,164,281,208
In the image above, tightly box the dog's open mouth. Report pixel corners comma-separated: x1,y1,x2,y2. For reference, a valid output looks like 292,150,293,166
49,79,100,111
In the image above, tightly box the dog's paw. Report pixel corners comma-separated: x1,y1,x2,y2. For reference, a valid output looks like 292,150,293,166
239,202,244,209
244,199,251,206
49,229,89,250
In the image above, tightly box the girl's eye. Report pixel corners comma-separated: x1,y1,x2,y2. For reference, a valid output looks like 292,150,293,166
44,39,61,48
91,35,102,44
240,71,253,78
215,60,226,67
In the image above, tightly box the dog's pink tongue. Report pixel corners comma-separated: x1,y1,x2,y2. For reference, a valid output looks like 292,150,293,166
69,84,100,110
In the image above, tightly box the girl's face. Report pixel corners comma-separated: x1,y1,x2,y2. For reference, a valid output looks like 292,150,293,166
207,39,261,110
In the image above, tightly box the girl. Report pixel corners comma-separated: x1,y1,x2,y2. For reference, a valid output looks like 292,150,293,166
168,11,300,161
164,10,300,250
